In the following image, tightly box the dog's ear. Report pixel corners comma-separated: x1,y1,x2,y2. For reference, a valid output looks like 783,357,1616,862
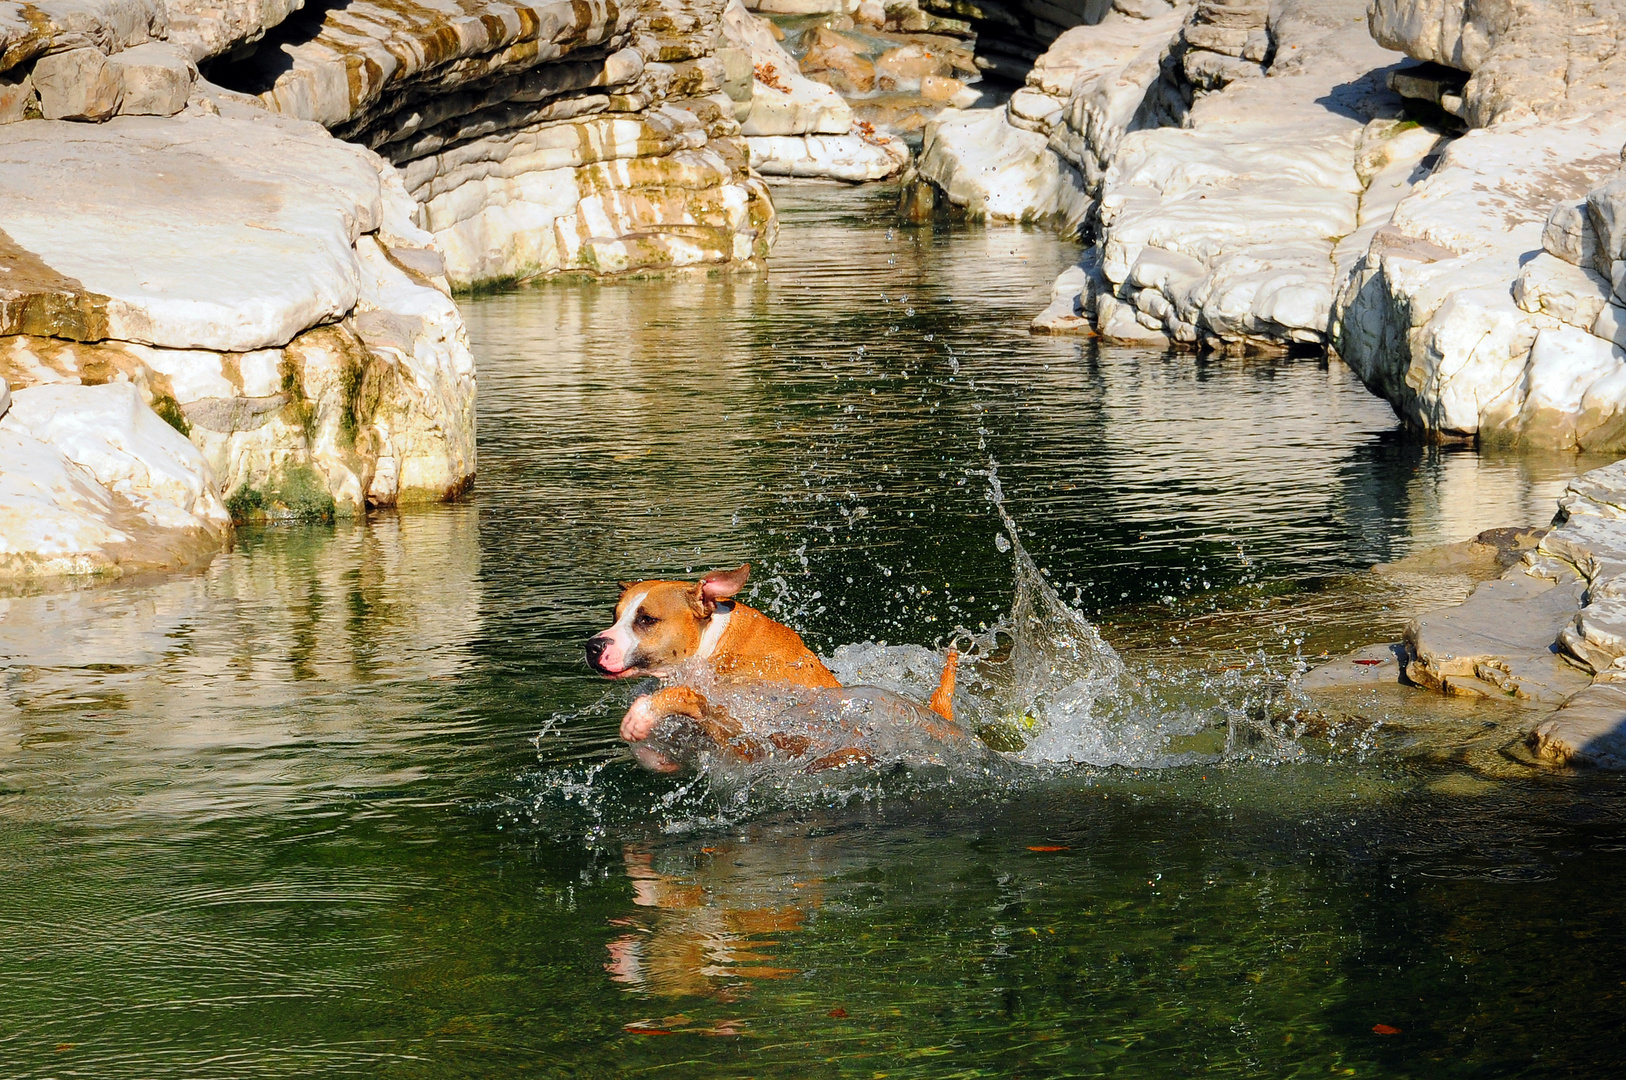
692,564,750,614
700,564,750,602
618,581,636,593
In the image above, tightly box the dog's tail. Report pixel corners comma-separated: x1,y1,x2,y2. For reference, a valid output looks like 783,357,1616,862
928,648,958,722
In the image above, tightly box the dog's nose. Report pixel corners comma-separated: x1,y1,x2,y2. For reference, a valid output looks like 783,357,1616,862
585,635,609,671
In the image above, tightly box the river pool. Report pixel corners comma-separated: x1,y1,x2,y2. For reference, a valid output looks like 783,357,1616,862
2,185,1623,1078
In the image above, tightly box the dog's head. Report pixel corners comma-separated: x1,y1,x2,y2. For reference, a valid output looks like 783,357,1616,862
585,564,750,678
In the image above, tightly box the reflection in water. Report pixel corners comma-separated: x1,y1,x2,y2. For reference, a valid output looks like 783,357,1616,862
0,183,1622,1079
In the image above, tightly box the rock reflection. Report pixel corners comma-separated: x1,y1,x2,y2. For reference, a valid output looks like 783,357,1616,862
0,507,482,819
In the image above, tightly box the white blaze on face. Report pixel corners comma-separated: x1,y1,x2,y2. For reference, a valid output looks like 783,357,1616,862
599,589,648,672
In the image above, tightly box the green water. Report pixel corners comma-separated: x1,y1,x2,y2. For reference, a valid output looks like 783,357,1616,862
2,186,1623,1077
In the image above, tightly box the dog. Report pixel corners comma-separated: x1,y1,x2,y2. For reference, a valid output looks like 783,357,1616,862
585,564,963,772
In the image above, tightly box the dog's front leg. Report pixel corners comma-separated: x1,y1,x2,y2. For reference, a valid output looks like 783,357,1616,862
621,686,771,764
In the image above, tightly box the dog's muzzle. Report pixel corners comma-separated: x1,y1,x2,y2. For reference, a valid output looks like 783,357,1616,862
585,634,617,675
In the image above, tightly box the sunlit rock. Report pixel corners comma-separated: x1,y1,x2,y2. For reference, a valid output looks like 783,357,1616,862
1334,114,1626,448
0,108,476,524
914,6,1187,226
221,0,779,283
0,381,229,581
747,130,906,180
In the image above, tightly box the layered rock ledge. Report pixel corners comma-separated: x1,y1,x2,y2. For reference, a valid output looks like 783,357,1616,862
0,96,476,582
1308,460,1626,770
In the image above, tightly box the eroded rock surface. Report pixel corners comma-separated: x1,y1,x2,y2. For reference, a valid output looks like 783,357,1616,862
212,0,778,285
0,106,476,582
1333,0,1626,449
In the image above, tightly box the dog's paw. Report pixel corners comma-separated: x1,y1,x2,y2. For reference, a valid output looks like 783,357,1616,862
620,695,659,742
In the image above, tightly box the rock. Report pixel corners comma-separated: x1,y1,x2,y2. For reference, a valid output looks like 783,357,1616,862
1334,114,1626,447
1514,252,1613,331
855,0,885,27
1403,571,1592,705
741,69,851,135
0,382,229,581
874,43,951,91
163,0,307,63
0,0,167,74
919,73,965,103
916,7,1186,225
919,107,1088,226
32,47,124,121
1301,642,1411,692
747,130,907,180
0,110,476,517
0,72,32,123
1094,0,1408,351
0,112,383,351
1369,0,1626,129
107,41,196,117
799,27,877,94
1529,682,1626,768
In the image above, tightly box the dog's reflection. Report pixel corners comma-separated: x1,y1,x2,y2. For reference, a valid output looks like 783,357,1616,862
604,841,827,1001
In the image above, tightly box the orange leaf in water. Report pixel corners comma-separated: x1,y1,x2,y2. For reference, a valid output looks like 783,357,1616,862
626,1026,675,1036
701,847,717,854
1027,845,1069,852
55,1044,75,1053
1372,1023,1401,1035
1353,659,1384,667
829,1007,849,1018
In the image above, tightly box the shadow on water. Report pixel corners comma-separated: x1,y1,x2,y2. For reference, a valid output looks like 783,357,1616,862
1,183,1624,1077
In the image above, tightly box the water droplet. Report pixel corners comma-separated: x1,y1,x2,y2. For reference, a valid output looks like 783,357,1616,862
994,534,1011,553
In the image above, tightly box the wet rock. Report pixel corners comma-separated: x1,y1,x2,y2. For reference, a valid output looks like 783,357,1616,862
799,26,876,93
0,381,229,582
32,47,124,120
1529,681,1626,769
1403,571,1591,705
1301,642,1410,692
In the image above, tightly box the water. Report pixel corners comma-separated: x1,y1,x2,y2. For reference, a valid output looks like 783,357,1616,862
3,184,1624,1077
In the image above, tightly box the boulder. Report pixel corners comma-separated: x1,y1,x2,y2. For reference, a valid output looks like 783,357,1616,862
0,382,229,581
0,110,476,518
32,47,123,121
1333,114,1626,447
107,41,196,116
0,72,31,123
741,68,851,135
917,106,1088,225
163,0,307,63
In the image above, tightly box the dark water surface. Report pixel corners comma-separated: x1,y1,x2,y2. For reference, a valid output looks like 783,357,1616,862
3,185,1624,1077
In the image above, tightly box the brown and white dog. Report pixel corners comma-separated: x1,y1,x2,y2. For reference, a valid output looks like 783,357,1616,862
585,564,961,770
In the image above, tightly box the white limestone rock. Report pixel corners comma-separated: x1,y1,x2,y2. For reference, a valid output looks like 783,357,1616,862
0,382,229,581
747,131,907,181
163,0,307,63
1095,0,1405,350
1333,114,1626,447
917,106,1088,226
1514,252,1613,331
0,0,167,73
0,111,383,352
740,70,851,136
1370,0,1626,129
915,7,1187,224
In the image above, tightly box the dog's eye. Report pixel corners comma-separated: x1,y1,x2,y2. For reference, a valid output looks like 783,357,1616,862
633,612,658,630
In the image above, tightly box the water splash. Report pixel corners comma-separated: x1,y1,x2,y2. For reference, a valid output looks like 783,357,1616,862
526,463,1327,831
